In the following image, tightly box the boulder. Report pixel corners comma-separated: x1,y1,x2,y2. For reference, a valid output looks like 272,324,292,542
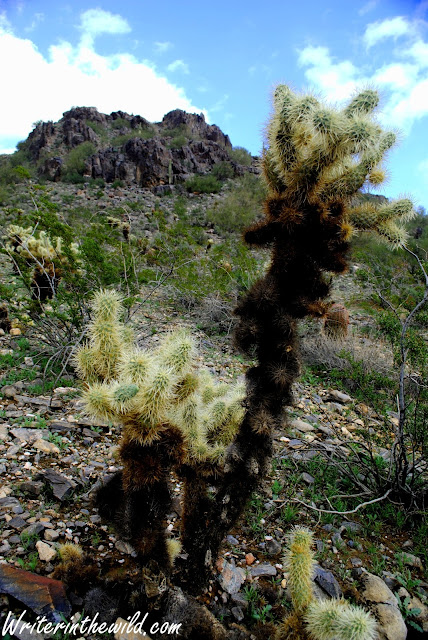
358,571,407,640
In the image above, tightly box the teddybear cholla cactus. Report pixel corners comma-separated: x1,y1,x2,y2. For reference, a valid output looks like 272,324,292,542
76,289,245,567
261,85,415,250
5,224,80,300
276,527,377,640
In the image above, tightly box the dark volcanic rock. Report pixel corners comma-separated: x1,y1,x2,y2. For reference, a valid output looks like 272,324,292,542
62,116,98,148
314,566,343,598
36,469,77,501
160,109,231,149
27,121,56,160
39,156,63,181
0,564,71,622
21,105,250,188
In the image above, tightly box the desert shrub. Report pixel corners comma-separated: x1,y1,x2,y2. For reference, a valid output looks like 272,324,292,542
229,146,253,166
184,174,222,194
85,120,104,136
301,332,395,407
205,172,266,232
211,161,234,181
196,294,234,335
0,156,33,184
169,134,188,149
111,133,133,147
111,117,130,130
62,171,86,184
163,124,189,139
64,142,96,177
88,177,105,189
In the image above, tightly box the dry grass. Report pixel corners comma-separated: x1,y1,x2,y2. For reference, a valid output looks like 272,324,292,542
301,329,394,378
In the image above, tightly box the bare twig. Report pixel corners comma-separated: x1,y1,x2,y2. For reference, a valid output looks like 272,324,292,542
288,489,392,515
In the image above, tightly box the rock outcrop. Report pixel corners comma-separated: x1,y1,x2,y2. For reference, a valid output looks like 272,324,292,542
24,106,241,188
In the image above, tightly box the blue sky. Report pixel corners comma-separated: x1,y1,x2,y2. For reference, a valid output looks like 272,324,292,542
0,0,427,205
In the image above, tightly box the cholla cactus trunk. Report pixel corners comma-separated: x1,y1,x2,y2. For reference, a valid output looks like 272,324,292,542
31,265,61,301
178,86,414,592
96,428,184,568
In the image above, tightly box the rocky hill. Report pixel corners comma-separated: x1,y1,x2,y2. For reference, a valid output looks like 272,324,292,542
19,106,256,188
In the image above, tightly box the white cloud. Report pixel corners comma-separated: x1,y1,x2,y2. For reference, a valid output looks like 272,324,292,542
0,15,207,154
363,16,412,48
79,8,131,38
297,17,428,132
154,41,172,54
166,59,189,74
404,40,428,67
373,62,418,89
297,46,360,100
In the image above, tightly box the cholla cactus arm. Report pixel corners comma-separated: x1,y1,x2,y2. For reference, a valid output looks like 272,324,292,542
349,197,415,248
157,329,196,374
258,85,413,249
305,600,378,640
285,527,315,612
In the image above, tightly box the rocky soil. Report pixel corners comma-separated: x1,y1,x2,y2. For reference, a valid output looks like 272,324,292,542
0,323,427,639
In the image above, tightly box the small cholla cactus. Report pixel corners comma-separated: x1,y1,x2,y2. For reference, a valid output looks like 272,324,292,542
305,600,378,640
285,527,315,612
5,224,81,301
106,216,131,242
76,290,245,568
323,303,349,338
277,526,378,640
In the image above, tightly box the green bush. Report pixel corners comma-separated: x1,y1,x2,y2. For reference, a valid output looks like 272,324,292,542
169,135,188,149
88,177,105,189
111,133,134,147
63,171,86,184
205,173,266,232
229,146,253,166
64,142,96,176
184,174,222,194
85,120,106,139
111,117,131,130
163,124,189,139
211,161,234,181
0,153,33,184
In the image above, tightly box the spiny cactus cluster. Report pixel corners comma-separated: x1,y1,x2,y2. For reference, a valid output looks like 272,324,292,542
5,224,80,300
76,290,245,566
277,527,377,640
77,290,244,464
106,216,130,241
262,85,414,248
